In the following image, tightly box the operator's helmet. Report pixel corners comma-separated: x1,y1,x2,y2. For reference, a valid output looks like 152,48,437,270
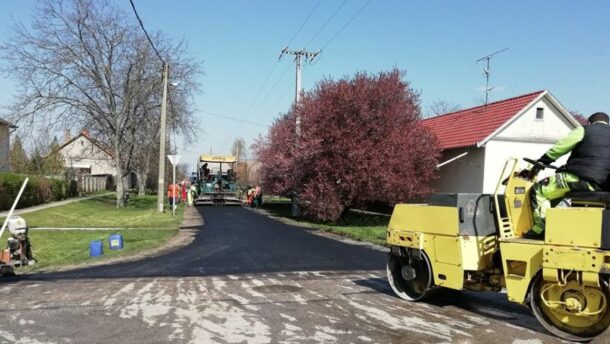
7,215,27,236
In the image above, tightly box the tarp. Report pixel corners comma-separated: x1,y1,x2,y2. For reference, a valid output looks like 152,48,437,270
199,155,237,163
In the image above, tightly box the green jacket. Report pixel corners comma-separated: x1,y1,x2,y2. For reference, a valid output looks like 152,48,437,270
545,122,608,161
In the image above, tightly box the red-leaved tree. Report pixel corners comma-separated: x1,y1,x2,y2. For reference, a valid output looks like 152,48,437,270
254,69,440,221
569,110,589,126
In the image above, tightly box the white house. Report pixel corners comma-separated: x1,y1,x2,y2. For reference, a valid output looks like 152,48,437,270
58,130,116,176
0,118,17,172
423,90,580,194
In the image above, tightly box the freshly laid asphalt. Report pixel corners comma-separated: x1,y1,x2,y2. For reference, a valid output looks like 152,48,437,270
21,206,386,280
2,206,608,343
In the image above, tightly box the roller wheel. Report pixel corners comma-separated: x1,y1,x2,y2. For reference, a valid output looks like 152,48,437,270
530,274,610,342
387,250,433,301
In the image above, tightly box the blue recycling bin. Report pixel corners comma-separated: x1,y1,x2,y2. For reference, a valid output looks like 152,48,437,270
108,234,124,250
89,240,103,257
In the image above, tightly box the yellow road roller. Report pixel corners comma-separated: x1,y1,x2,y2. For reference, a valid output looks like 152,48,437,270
387,157,610,342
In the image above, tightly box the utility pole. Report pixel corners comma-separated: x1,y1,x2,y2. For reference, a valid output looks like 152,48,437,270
476,48,508,105
157,63,169,213
279,47,319,217
279,47,319,135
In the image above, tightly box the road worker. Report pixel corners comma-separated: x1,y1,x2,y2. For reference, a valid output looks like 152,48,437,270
524,112,610,239
167,183,178,210
188,183,197,206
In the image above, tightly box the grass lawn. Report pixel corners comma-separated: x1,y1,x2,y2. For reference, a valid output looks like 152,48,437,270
261,202,389,246
11,193,185,228
16,228,177,271
0,193,185,271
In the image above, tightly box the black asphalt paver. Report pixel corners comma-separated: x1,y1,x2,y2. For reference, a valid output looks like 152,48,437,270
18,206,386,281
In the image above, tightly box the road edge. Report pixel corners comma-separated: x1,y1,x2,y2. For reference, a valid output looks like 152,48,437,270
246,206,387,253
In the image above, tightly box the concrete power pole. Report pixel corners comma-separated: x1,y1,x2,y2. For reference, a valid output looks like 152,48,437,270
157,63,169,213
279,47,320,217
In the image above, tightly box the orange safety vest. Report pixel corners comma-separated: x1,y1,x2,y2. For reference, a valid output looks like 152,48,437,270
167,184,178,198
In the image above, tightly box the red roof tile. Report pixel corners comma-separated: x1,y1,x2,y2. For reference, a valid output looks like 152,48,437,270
423,90,545,150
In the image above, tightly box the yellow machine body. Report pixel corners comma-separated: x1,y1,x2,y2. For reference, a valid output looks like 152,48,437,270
387,158,610,342
388,204,496,290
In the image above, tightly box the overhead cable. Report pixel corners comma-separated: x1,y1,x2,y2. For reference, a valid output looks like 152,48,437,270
128,0,165,64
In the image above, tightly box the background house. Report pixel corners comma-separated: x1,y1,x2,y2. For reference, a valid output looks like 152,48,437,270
0,118,17,172
58,130,136,191
423,90,580,194
59,130,115,176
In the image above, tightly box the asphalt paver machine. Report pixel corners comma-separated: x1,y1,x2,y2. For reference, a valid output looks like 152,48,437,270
195,155,241,205
387,157,610,342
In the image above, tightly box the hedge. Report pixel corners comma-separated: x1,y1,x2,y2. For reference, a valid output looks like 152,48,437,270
0,172,77,211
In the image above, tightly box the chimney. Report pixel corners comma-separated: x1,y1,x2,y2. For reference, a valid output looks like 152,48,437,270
64,129,71,143
83,128,90,137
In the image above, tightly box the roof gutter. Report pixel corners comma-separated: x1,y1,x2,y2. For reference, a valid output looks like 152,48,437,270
437,152,469,168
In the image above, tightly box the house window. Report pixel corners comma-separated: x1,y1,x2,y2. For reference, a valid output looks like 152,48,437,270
536,107,544,120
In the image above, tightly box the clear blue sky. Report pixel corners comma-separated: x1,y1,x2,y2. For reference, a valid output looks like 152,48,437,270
1,1,609,169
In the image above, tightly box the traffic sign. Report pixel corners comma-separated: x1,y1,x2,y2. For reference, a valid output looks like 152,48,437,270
167,155,181,166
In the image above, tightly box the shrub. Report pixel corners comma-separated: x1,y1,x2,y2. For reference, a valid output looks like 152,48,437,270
0,172,73,211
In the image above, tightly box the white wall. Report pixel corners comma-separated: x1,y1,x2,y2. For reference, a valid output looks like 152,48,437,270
61,135,116,175
495,97,575,141
0,126,9,172
482,140,571,193
481,97,576,193
433,147,485,193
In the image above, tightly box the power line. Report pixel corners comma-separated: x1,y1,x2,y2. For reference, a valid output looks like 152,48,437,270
304,0,348,48
240,79,294,140
237,0,324,126
219,63,293,146
128,0,165,64
320,0,373,50
217,0,327,147
286,0,323,48
201,110,270,127
240,63,278,122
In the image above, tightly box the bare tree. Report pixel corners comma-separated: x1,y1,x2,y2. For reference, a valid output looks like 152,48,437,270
426,99,461,118
1,0,202,206
231,137,251,189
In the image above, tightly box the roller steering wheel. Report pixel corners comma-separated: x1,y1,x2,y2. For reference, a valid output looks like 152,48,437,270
523,157,558,170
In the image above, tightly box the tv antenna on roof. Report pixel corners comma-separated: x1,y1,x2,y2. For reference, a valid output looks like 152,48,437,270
476,48,508,105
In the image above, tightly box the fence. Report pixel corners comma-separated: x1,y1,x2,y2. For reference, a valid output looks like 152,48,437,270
78,175,112,194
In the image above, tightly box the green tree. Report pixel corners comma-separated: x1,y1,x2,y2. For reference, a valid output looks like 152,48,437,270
9,135,29,173
43,136,65,176
28,148,45,175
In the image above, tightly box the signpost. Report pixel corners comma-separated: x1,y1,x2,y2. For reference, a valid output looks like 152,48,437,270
167,154,181,216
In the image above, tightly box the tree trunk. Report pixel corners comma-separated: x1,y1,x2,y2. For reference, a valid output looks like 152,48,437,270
137,171,146,196
137,158,151,195
114,145,125,208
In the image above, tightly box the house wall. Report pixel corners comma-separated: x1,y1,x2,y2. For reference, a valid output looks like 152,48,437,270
482,140,571,193
0,125,9,172
432,147,485,193
481,97,576,193
494,97,575,141
61,135,115,175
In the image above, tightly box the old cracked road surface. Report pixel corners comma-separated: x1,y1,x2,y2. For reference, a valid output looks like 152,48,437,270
1,206,608,343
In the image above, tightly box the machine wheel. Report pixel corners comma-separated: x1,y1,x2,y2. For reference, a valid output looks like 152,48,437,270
387,250,433,301
530,274,610,342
